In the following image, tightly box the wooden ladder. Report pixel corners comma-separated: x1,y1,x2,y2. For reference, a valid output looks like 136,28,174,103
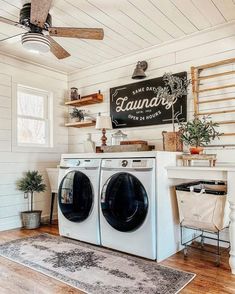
191,58,235,137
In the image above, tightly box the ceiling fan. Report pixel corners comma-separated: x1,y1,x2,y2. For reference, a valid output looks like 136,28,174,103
0,0,104,59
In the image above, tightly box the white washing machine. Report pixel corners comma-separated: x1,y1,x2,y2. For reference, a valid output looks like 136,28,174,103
58,157,101,245
99,158,156,259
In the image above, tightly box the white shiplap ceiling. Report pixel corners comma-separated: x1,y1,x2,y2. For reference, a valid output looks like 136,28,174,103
0,0,235,73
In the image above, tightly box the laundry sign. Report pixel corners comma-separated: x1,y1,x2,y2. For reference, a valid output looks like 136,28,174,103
110,72,187,128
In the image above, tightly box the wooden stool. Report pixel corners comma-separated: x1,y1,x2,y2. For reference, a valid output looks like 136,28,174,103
181,154,217,167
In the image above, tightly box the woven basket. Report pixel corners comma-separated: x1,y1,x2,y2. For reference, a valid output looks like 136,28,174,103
162,131,183,152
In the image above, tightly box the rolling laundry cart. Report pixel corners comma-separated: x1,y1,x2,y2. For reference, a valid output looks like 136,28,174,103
175,181,230,266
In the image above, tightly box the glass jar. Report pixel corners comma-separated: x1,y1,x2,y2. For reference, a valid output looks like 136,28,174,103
111,130,127,145
70,87,80,100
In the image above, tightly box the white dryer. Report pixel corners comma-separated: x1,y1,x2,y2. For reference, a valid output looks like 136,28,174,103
58,157,101,245
99,158,156,259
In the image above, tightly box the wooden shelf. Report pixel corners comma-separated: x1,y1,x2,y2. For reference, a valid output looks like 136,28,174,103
65,92,102,128
65,93,103,107
65,120,95,128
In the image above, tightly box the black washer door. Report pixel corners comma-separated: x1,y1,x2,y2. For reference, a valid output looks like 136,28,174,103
59,171,93,222
101,172,148,232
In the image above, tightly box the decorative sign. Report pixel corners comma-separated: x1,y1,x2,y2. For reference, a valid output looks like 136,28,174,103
110,72,187,129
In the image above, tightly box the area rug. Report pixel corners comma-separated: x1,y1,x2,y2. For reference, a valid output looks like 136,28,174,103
0,233,195,294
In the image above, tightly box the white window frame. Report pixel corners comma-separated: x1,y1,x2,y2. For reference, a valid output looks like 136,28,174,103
12,84,54,152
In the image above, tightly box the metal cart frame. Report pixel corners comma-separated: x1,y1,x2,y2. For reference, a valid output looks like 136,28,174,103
180,224,230,266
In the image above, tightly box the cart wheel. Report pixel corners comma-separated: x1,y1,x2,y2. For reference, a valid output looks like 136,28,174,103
183,247,188,259
215,256,220,267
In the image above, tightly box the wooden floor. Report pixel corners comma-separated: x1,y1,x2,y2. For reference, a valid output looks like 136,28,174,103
0,225,234,294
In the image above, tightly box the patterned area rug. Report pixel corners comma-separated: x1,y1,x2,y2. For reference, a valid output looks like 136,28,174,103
0,234,195,294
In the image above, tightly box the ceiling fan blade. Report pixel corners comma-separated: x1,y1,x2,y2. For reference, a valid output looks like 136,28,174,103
47,36,70,60
48,27,104,40
30,0,53,28
0,16,28,30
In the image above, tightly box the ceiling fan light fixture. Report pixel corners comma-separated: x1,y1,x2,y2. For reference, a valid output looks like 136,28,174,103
22,33,50,53
0,0,104,60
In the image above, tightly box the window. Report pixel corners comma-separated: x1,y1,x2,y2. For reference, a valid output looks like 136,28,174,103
16,85,52,147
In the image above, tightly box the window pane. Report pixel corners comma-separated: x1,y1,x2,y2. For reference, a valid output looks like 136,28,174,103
18,91,45,118
17,118,46,145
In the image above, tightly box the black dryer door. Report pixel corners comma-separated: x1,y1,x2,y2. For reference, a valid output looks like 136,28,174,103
58,170,93,222
101,172,148,232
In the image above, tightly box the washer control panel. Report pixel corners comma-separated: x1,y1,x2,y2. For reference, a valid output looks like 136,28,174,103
62,159,81,167
121,160,128,167
132,159,148,168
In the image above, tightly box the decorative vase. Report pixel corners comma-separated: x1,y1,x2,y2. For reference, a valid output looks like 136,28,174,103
84,133,96,153
162,131,183,152
21,210,42,229
189,146,204,154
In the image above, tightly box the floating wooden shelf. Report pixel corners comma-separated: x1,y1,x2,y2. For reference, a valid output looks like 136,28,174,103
65,91,103,128
65,120,95,128
65,93,103,107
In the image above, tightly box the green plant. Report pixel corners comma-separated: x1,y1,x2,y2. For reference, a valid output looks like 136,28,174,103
179,116,222,147
70,108,84,121
17,171,46,211
160,73,191,132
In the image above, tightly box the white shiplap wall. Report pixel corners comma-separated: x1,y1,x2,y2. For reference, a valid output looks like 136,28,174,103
0,55,68,231
68,22,235,163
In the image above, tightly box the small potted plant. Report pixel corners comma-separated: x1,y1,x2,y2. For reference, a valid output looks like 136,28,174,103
17,170,46,229
160,72,191,152
69,108,84,122
179,116,222,154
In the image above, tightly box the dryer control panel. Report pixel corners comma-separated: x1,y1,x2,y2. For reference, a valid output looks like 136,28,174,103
102,158,155,169
60,158,100,168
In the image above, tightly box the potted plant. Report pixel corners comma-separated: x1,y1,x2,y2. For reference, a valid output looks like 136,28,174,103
179,116,222,154
160,72,191,152
69,108,84,122
17,170,46,229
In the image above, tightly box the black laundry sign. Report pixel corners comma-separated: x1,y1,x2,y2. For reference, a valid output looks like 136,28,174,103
110,72,187,129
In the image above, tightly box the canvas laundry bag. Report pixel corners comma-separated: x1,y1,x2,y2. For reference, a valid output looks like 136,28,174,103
176,182,229,232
